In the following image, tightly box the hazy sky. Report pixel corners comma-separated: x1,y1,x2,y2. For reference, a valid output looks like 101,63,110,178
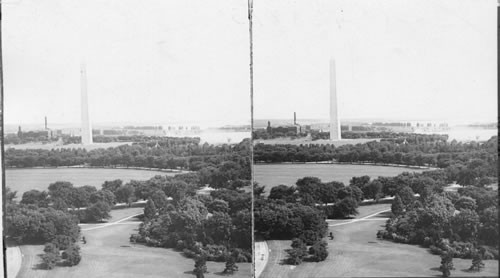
4,0,250,127
253,0,497,124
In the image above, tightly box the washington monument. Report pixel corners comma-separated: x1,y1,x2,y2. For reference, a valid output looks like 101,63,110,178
329,59,341,140
81,63,93,145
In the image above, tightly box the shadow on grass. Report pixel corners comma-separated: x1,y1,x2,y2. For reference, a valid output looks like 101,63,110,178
183,270,195,275
374,211,392,218
213,271,238,276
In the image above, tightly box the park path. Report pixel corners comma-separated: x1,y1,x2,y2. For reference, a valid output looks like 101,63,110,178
6,245,22,278
80,213,142,231
254,240,269,278
327,209,390,227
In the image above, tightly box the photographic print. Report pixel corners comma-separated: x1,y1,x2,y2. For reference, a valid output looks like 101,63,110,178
252,1,498,277
2,1,252,278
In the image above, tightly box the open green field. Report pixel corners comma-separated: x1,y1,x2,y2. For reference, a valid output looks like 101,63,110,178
5,168,182,198
254,164,426,195
260,204,499,277
15,208,251,278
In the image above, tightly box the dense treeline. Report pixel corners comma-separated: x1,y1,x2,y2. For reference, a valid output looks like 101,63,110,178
5,139,252,184
130,140,253,268
5,188,82,269
254,136,498,186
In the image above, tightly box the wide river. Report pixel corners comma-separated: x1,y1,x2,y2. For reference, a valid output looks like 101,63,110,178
5,168,181,198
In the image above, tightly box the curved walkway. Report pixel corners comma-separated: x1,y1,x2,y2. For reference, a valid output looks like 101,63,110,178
254,240,269,278
80,213,142,231
7,245,22,278
327,209,390,227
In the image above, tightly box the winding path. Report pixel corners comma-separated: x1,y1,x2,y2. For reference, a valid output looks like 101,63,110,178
79,213,142,231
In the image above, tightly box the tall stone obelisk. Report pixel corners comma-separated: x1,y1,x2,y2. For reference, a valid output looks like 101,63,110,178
81,63,93,145
329,59,341,140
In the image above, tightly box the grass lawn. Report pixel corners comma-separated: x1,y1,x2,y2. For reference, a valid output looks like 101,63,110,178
15,208,251,278
254,164,426,196
6,168,180,199
260,204,498,277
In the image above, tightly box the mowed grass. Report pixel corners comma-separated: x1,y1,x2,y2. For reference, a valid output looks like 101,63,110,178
254,164,426,195
6,168,180,198
260,204,499,278
16,208,251,278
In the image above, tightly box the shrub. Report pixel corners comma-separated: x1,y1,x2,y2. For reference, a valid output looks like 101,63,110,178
309,240,328,262
41,252,60,270
52,235,74,250
62,244,81,266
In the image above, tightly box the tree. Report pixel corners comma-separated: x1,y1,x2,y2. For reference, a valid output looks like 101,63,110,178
204,212,232,245
144,198,157,219
469,249,484,272
101,179,123,194
193,253,208,278
21,190,49,207
52,235,74,250
391,194,404,216
332,197,359,218
42,251,60,269
439,251,454,277
451,209,479,242
395,186,415,208
207,199,229,214
362,180,383,201
269,185,296,202
151,190,168,211
115,184,135,204
286,238,307,265
89,189,116,206
309,240,328,262
223,250,239,274
454,196,477,211
62,244,81,266
44,242,58,254
84,201,111,222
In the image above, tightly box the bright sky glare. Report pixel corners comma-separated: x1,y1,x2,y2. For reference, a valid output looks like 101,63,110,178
3,0,250,127
253,0,497,124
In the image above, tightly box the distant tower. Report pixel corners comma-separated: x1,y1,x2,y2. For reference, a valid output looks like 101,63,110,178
80,63,93,144
44,116,48,130
294,112,296,125
329,59,341,140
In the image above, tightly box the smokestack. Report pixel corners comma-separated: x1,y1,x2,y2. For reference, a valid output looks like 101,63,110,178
45,116,47,130
294,112,296,125
329,59,341,140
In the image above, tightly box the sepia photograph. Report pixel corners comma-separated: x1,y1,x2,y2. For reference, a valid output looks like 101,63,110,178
252,0,498,277
2,1,252,278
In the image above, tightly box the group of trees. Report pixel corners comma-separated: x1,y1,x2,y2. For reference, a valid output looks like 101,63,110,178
254,135,497,178
128,140,252,274
5,138,252,181
5,188,82,270
21,181,114,223
42,238,81,269
254,179,330,265
286,238,329,265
